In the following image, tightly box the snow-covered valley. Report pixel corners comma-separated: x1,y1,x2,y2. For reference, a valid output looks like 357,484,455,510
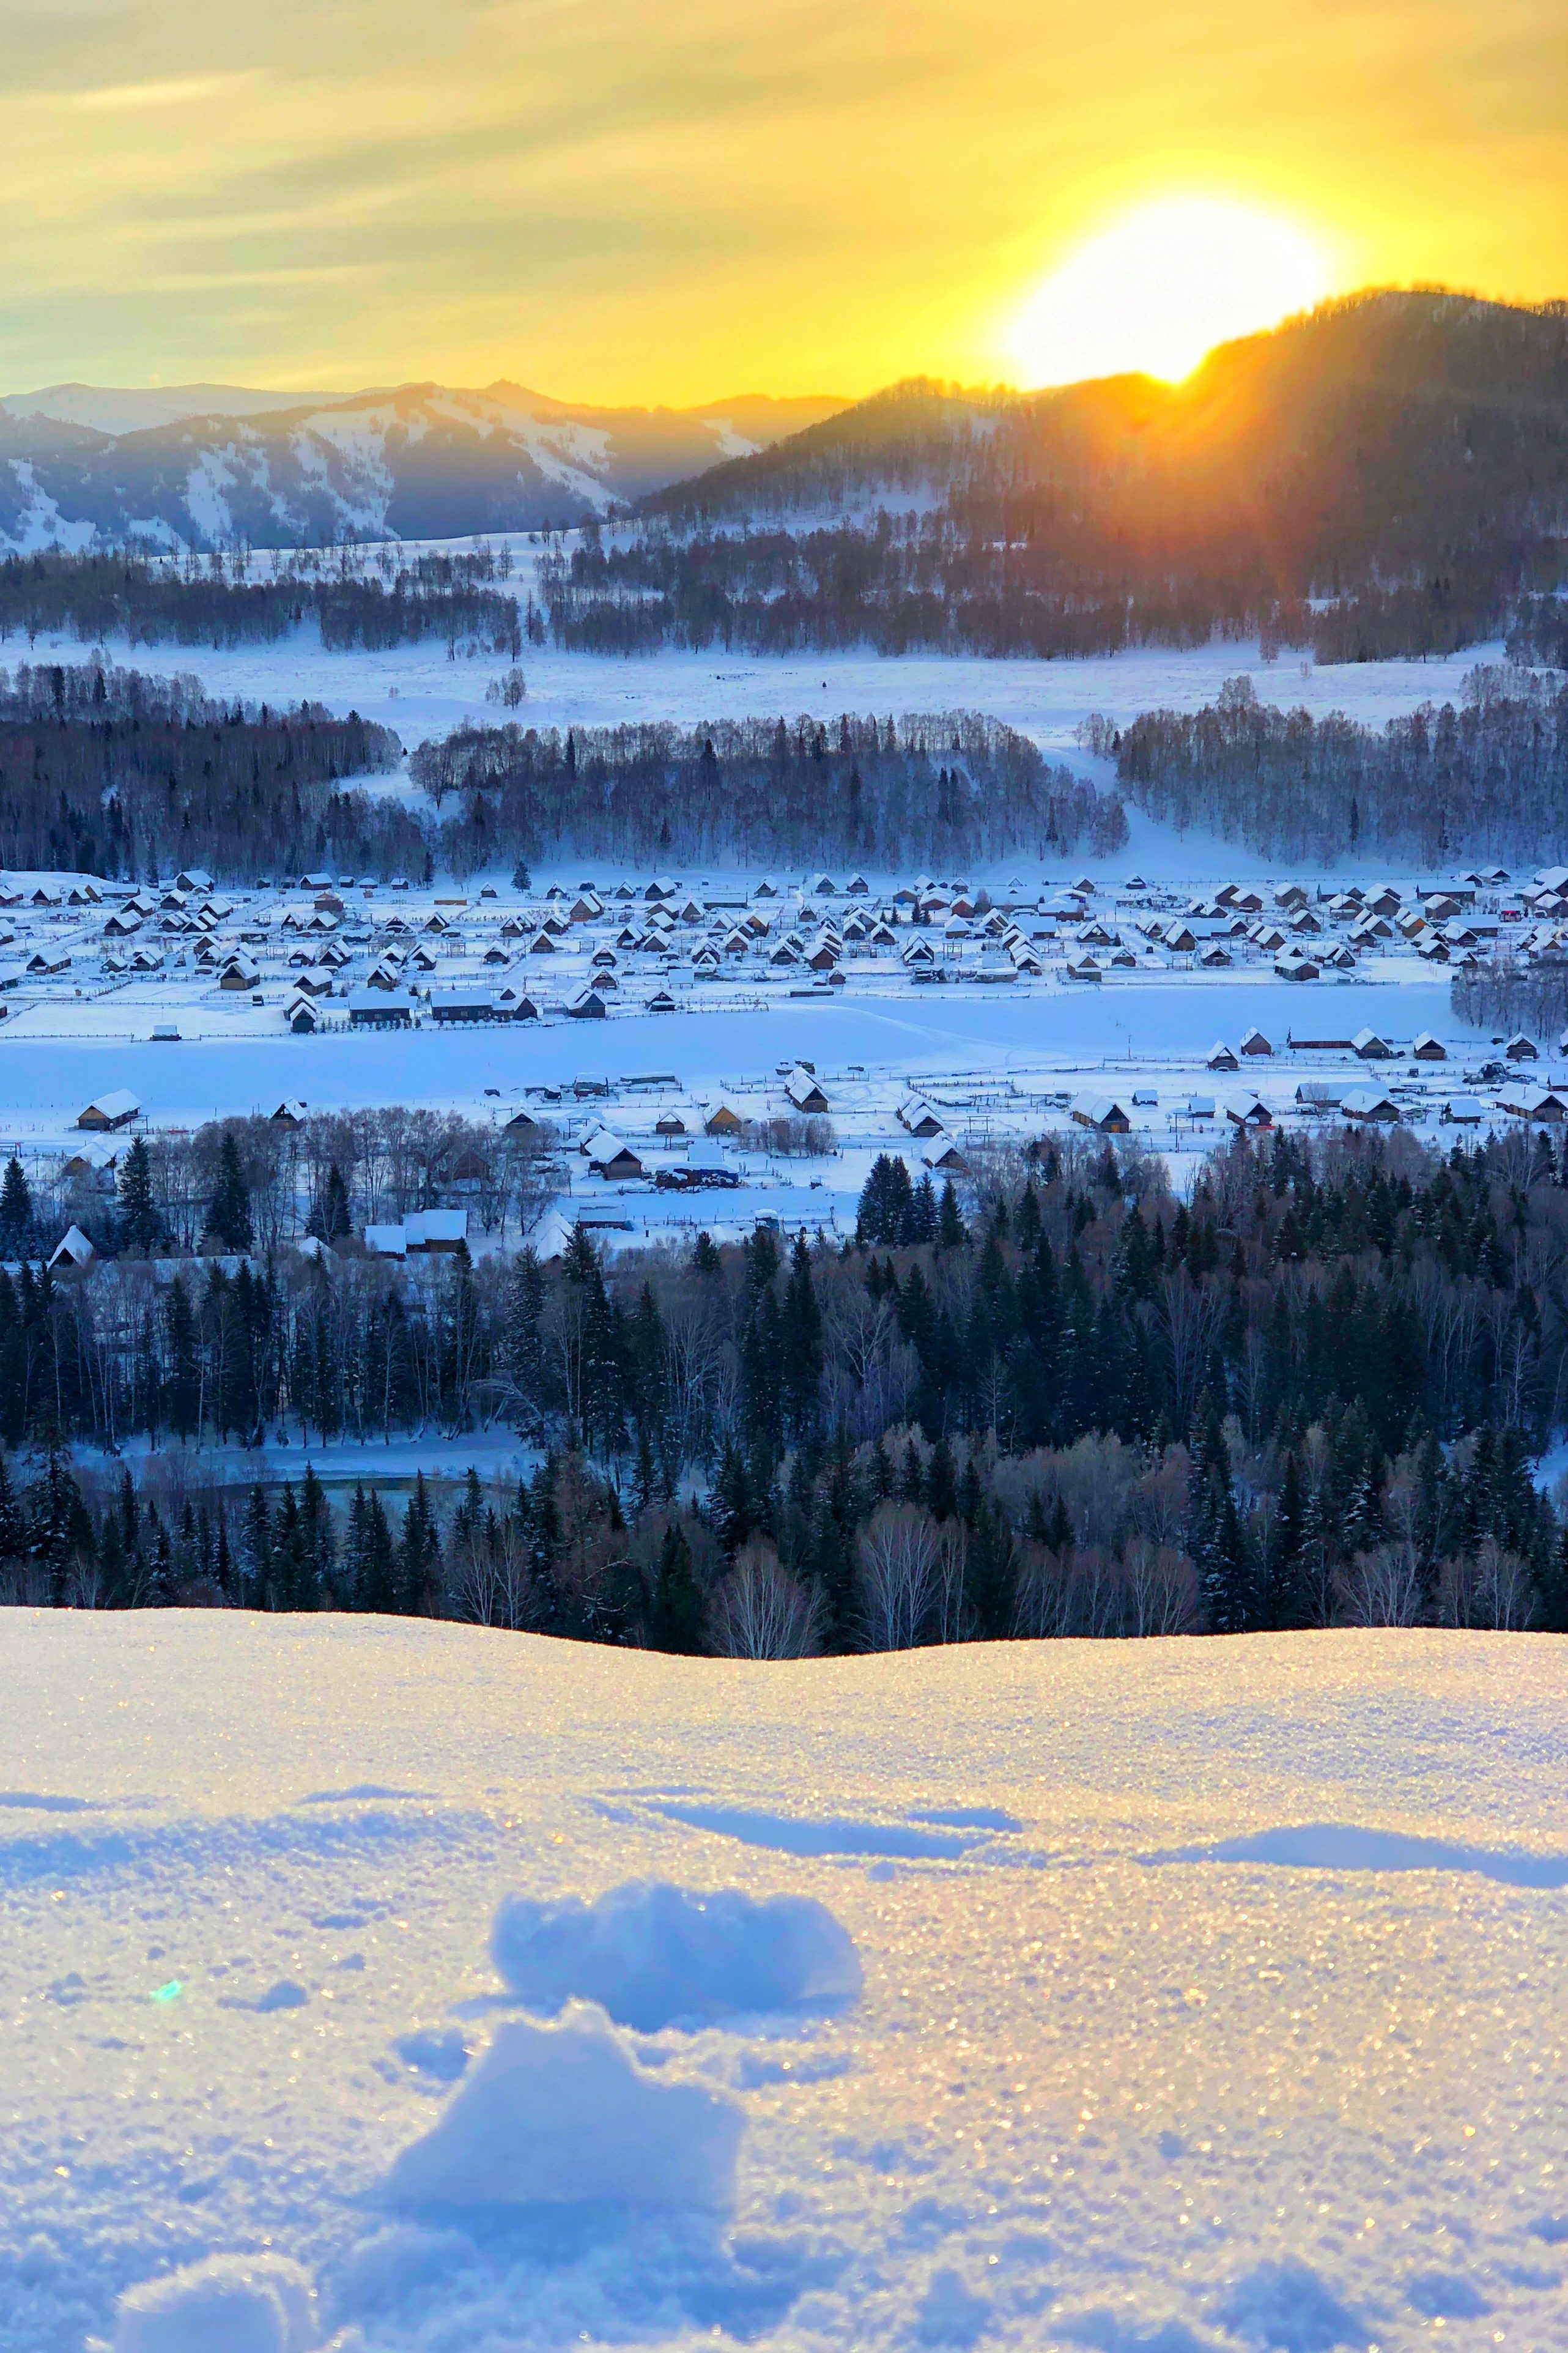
3,1614,1565,2353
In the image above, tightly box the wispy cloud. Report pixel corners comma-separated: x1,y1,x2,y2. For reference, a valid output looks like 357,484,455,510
71,72,263,113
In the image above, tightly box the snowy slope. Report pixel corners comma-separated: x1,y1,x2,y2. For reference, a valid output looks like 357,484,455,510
0,388,849,552
2,1615,1564,2352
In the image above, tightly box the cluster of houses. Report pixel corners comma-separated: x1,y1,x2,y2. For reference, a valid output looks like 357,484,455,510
1063,1015,1561,1136
4,858,1568,1037
1131,874,1525,984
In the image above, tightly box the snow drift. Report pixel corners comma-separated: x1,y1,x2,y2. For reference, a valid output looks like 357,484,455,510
489,1877,863,2029
106,2253,318,2353
385,2003,744,2212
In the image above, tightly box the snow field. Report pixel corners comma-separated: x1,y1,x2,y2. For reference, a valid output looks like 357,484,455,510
1,1613,1564,2352
12,620,1509,882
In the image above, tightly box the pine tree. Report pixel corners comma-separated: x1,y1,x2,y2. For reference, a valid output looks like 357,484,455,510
781,1234,823,1441
926,1433,958,1522
937,1180,967,1250
1189,1405,1254,1633
0,1447,24,1560
325,1163,351,1240
205,1132,254,1251
28,1435,92,1606
272,1484,309,1610
712,1441,752,1556
300,1463,335,1603
97,1506,127,1604
399,1472,441,1614
645,1523,704,1653
503,1247,548,1432
0,1155,32,1259
117,1136,165,1252
738,1225,783,1464
808,1501,854,1652
964,1502,1017,1639
241,1484,272,1607
908,1173,939,1244
164,1277,201,1438
1264,1448,1306,1628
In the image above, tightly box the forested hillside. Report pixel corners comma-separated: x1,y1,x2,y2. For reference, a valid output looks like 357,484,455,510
1111,665,1568,861
0,661,404,878
4,1122,1567,1643
542,293,1568,660
413,712,1127,868
0,546,523,654
0,656,1125,876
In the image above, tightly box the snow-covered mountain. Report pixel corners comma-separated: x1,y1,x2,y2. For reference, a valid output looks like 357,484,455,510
0,381,846,551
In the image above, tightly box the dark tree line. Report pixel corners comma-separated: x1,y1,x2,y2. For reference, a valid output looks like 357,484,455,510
539,522,1533,668
0,659,406,879
0,547,521,656
6,1122,1568,1643
1,661,1128,878
411,711,1128,868
1112,668,1568,862
1451,961,1568,1045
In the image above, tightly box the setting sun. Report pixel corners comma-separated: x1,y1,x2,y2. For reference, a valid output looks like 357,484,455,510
997,196,1335,389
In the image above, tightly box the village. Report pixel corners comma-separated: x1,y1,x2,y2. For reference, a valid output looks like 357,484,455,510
0,850,1564,1272
0,854,1562,1041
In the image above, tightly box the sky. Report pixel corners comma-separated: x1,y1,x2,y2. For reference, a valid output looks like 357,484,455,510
0,0,1562,405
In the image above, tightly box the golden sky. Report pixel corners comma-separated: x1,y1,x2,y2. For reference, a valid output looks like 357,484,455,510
0,0,1562,402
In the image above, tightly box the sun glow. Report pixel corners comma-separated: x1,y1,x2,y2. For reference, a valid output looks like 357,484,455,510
997,196,1334,389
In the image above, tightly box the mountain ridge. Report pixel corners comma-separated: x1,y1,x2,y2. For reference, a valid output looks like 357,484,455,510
528,289,1566,662
0,382,849,550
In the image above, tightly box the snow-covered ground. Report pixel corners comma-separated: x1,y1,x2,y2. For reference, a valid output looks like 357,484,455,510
14,616,1504,790
2,1614,1564,2352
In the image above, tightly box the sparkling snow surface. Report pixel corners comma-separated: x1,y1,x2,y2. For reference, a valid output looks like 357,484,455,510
2,1616,1565,2352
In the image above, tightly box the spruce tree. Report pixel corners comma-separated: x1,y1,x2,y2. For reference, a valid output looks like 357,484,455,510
0,1155,32,1260
164,1277,201,1439
646,1523,704,1653
1265,1449,1306,1629
712,1442,752,1556
964,1502,1018,1639
909,1173,939,1244
503,1247,548,1432
117,1137,165,1253
325,1164,351,1240
300,1464,335,1603
781,1235,823,1441
1190,1405,1254,1634
28,1436,92,1606
399,1472,441,1614
0,1448,24,1560
272,1484,309,1610
241,1484,272,1607
206,1132,254,1252
937,1180,967,1250
926,1433,958,1522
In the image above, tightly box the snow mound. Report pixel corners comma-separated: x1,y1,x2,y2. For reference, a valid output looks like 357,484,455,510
490,1877,862,2029
385,2002,743,2211
1213,2259,1364,2351
1158,1823,1568,1888
110,2253,318,2353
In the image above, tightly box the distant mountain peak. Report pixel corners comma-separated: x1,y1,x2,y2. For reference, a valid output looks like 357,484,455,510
0,380,851,550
